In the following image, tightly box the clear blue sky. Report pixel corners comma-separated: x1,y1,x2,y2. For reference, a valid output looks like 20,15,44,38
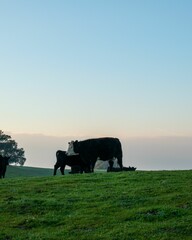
1,0,192,138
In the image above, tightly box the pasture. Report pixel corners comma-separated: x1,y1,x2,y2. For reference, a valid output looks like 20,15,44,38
0,170,191,240
5,165,68,178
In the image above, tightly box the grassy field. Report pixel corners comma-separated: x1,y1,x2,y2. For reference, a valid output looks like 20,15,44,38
5,165,75,178
5,165,54,178
0,170,191,240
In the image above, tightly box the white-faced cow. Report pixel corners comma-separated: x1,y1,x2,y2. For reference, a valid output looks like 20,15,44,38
0,155,10,178
67,137,123,172
53,150,87,175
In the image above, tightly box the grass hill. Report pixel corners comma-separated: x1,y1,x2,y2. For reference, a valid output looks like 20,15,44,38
6,165,69,178
0,170,191,240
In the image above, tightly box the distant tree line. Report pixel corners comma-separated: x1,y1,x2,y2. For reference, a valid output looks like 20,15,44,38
0,130,26,166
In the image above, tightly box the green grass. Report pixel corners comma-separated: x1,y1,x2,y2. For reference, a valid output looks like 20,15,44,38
6,165,53,177
0,170,191,240
6,165,67,178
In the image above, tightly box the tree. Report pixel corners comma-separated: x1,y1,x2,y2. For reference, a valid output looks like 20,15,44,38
0,130,26,165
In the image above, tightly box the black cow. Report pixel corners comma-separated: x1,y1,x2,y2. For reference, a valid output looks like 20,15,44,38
69,165,82,174
67,137,123,172
53,150,86,175
107,166,137,172
0,155,10,178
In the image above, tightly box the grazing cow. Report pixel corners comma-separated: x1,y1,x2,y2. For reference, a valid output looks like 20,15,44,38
67,137,123,172
53,150,86,175
107,166,137,172
0,155,10,178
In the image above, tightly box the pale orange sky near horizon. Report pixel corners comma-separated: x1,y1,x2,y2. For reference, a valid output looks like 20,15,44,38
8,132,192,171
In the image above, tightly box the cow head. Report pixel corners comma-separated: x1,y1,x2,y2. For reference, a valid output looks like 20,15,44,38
67,141,78,156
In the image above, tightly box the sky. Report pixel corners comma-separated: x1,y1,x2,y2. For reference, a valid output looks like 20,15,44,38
1,1,192,170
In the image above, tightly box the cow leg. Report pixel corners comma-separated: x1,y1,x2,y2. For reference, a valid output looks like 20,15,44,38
117,157,123,170
53,164,59,176
60,166,65,175
83,165,91,173
80,166,84,174
108,159,114,171
3,167,7,178
81,158,92,173
90,159,97,172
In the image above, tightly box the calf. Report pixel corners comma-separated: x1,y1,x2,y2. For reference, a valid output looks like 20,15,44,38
53,150,85,175
69,165,82,174
0,155,10,178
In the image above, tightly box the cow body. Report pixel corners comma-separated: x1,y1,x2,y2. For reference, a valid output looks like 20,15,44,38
53,150,85,175
0,156,10,178
67,137,123,172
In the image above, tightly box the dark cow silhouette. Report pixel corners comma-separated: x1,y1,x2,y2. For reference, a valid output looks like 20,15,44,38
107,166,136,172
53,150,86,175
0,155,10,178
69,165,82,174
67,137,123,172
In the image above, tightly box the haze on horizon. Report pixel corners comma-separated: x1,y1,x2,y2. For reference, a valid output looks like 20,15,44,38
1,1,192,170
